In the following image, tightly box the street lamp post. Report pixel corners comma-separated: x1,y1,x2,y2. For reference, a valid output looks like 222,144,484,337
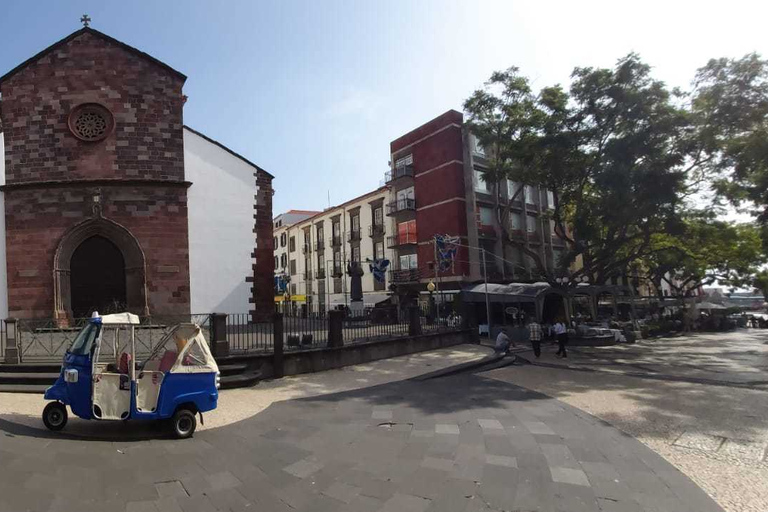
427,280,436,325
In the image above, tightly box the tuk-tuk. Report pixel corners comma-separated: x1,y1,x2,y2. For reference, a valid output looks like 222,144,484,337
42,312,219,439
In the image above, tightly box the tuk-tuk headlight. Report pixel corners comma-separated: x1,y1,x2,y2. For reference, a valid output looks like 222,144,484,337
64,369,79,383
215,371,220,390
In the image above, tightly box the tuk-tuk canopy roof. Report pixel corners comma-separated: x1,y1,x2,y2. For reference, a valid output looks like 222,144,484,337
99,312,140,325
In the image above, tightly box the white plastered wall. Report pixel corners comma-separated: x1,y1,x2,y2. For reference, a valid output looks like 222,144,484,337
185,128,255,314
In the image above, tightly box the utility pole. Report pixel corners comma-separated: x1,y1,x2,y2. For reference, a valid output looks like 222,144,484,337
482,248,491,338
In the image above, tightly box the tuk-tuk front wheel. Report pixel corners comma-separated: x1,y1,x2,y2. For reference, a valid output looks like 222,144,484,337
43,402,68,431
171,409,197,439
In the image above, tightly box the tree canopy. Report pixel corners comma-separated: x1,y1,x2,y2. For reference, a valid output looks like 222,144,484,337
464,53,768,293
464,55,691,286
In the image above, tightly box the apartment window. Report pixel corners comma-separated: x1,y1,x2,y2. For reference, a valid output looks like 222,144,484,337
280,233,287,247
526,215,537,233
507,180,522,200
273,236,277,248
351,246,361,263
547,190,555,209
316,225,324,240
332,221,341,239
396,186,415,205
305,258,311,274
374,241,384,260
525,185,538,204
397,220,417,244
290,283,297,295
399,253,418,270
333,250,342,275
510,212,523,231
474,170,490,193
351,214,360,233
274,256,278,269
395,154,413,169
289,236,296,252
473,135,486,156
280,253,287,268
290,259,297,275
374,207,383,226
479,207,495,226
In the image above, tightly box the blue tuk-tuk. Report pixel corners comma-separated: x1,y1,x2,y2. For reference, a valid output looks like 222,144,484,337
43,312,219,438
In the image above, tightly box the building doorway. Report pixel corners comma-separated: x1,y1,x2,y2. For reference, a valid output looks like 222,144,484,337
70,236,127,317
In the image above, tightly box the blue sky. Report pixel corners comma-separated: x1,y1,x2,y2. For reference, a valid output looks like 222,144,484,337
2,1,767,215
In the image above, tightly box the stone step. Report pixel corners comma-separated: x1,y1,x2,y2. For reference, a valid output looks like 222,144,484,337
218,363,248,376
0,383,48,394
0,372,59,386
0,363,60,373
220,371,261,389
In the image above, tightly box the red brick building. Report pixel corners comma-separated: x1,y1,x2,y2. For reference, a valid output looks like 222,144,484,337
0,27,274,321
387,110,565,297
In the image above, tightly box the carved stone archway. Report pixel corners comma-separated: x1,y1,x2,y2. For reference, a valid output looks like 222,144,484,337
54,217,149,322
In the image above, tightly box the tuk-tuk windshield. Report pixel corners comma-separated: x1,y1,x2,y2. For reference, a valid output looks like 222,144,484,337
69,322,101,355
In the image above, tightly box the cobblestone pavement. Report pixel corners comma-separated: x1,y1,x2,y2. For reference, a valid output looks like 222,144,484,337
488,329,768,512
0,369,722,512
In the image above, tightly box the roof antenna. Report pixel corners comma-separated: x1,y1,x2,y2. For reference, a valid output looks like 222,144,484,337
327,190,331,209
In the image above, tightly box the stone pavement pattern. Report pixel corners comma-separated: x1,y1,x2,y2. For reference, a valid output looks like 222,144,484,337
492,328,768,512
0,372,722,512
0,345,490,434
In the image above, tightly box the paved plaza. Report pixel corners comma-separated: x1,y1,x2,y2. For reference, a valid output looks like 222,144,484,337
0,372,722,512
496,329,768,512
0,342,728,512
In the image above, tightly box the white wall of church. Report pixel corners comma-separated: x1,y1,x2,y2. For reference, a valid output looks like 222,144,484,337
0,133,8,318
185,128,255,314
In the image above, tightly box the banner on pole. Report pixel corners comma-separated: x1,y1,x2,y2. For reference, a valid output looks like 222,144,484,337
369,258,390,283
434,234,460,272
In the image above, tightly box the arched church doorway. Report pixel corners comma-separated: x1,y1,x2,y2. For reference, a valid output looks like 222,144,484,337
70,236,127,317
54,216,148,323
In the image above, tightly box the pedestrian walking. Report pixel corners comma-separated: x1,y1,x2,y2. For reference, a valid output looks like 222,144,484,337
553,320,568,358
528,319,542,358
495,328,512,355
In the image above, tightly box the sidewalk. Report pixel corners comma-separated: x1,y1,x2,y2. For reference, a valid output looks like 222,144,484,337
0,343,492,435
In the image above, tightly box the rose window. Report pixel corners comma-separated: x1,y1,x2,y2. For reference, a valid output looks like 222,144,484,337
68,104,114,142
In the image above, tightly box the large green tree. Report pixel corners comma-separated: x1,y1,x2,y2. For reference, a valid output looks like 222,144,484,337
644,214,766,298
691,54,768,234
464,55,691,285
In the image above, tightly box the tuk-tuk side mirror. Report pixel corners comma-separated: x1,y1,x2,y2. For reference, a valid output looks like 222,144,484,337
64,368,79,383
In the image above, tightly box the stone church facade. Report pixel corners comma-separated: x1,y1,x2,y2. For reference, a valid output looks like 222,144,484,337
0,27,274,322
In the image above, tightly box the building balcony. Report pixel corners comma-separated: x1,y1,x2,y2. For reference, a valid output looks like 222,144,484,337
331,235,342,247
384,165,414,183
314,240,325,252
368,224,385,238
347,229,362,243
390,268,421,284
315,268,326,279
387,234,417,248
386,198,416,216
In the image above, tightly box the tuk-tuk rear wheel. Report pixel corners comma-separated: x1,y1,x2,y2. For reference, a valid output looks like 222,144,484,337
43,402,68,431
171,409,196,439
